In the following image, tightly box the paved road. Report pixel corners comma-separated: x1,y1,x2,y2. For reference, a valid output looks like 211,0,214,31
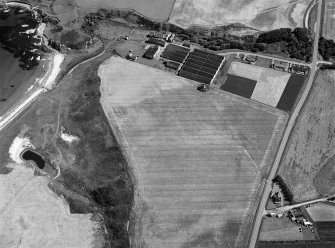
267,194,335,214
218,51,311,67
248,0,323,247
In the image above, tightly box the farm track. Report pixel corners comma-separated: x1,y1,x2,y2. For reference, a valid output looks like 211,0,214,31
248,0,323,247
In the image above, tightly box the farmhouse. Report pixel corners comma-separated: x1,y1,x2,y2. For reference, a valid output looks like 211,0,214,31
246,55,257,64
143,45,160,59
146,37,165,47
291,64,309,75
272,60,289,71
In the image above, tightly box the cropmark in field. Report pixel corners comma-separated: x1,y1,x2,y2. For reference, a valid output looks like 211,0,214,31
99,57,287,248
169,0,310,31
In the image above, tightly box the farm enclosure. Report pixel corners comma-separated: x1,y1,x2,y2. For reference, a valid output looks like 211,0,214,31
169,0,310,31
99,57,287,248
76,0,176,20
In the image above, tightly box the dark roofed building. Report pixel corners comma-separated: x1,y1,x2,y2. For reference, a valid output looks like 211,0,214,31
143,45,159,59
146,37,165,47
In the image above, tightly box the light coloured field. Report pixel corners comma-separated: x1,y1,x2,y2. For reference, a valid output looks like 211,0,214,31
228,62,290,107
279,70,335,201
76,0,176,20
99,57,287,248
322,0,335,40
170,0,310,31
0,135,105,248
306,203,335,222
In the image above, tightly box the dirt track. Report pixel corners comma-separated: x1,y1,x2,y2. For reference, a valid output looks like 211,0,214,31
99,57,287,248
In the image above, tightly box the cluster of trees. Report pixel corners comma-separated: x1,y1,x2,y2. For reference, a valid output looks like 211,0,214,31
318,37,335,61
320,63,335,70
257,27,312,61
272,175,293,203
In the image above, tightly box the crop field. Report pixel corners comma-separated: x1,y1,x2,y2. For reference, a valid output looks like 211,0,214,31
314,156,335,196
99,57,287,248
169,0,310,31
259,217,303,241
315,222,335,241
322,0,335,40
276,74,305,112
225,62,291,108
76,0,176,20
306,203,335,222
221,74,257,98
279,71,335,201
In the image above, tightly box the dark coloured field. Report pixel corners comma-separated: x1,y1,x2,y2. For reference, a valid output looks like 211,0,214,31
221,74,257,98
276,74,305,112
258,241,335,248
315,222,335,241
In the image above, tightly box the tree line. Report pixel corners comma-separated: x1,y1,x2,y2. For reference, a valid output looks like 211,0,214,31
272,175,293,203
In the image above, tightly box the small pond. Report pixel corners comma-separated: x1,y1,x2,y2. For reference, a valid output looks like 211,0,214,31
21,149,46,169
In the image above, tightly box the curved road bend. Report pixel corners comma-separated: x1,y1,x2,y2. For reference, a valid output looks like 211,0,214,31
248,0,323,247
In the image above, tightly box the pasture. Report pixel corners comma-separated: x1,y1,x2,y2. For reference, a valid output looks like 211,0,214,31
99,57,287,248
279,70,335,201
306,203,335,222
169,0,310,30
322,0,335,40
76,0,176,20
226,62,291,107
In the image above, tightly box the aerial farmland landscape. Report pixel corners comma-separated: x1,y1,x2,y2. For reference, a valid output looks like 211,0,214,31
0,0,334,248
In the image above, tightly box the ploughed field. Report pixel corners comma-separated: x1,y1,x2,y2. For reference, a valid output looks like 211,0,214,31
169,0,310,30
99,57,287,248
76,0,176,20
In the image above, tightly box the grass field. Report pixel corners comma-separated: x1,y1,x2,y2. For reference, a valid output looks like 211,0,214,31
322,0,335,40
279,70,335,201
169,0,310,30
306,203,335,222
76,0,176,20
226,62,291,107
99,57,287,248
